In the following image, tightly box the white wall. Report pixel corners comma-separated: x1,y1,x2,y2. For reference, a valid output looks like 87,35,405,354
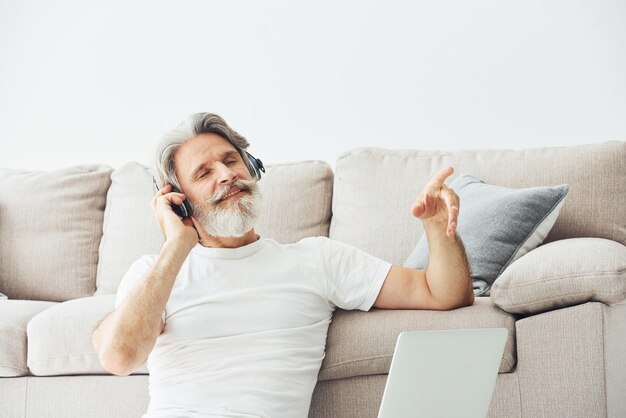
1,0,625,171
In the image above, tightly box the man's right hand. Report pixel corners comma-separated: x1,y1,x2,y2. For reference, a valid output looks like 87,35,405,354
151,184,198,251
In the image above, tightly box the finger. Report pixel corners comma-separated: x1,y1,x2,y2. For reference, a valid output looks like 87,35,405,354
440,188,458,218
447,211,458,236
427,166,454,189
411,194,426,217
158,184,172,196
412,202,425,218
421,193,433,218
440,188,458,221
168,192,187,205
155,193,187,215
152,187,173,211
440,189,459,236
181,216,194,228
160,192,186,205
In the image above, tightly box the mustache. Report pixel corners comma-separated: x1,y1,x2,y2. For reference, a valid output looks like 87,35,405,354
207,178,257,204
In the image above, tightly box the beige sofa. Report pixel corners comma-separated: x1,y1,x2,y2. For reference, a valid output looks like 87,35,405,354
1,141,625,418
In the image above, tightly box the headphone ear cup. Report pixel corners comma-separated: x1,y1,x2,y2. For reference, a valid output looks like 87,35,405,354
245,151,265,181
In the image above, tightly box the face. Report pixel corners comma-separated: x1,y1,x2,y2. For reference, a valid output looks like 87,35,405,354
173,133,263,237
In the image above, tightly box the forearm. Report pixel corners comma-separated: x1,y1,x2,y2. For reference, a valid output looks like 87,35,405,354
94,239,191,374
423,220,473,309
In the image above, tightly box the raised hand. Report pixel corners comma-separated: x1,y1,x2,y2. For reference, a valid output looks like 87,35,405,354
410,167,460,237
151,184,198,249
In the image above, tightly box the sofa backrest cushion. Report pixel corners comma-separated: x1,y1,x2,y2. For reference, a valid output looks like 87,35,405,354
490,237,626,315
95,160,333,295
329,141,625,266
0,165,112,301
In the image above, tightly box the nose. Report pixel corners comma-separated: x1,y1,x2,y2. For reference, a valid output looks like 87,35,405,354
216,161,238,186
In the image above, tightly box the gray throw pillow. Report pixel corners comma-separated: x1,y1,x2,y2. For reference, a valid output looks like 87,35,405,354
403,174,569,297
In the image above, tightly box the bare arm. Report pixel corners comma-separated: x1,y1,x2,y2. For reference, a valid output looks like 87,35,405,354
422,219,473,309
374,167,473,310
92,240,191,375
417,167,473,308
92,183,201,376
374,220,473,310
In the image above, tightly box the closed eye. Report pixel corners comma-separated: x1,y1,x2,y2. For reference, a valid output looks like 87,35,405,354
195,158,238,180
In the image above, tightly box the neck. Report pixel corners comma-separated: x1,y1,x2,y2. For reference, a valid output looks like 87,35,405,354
198,228,259,249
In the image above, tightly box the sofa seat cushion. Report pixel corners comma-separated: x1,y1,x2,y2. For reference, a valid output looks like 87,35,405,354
319,297,518,381
28,296,515,378
0,165,113,301
491,238,626,315
26,295,149,376
96,160,334,295
0,300,57,377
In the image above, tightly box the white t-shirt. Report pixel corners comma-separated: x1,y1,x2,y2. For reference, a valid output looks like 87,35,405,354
115,236,392,418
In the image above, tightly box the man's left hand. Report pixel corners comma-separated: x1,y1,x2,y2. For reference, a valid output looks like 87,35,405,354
411,166,460,237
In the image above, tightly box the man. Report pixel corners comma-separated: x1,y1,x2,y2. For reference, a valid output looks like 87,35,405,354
91,113,474,418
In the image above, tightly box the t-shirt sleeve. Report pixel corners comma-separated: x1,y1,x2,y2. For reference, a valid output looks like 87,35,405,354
316,237,392,311
115,255,165,324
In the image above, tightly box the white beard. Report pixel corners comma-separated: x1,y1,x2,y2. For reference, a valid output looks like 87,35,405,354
190,178,263,238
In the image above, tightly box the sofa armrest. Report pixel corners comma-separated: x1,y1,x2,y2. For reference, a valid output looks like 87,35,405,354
490,238,626,315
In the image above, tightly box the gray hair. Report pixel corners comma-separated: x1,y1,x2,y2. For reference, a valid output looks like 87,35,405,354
153,113,251,191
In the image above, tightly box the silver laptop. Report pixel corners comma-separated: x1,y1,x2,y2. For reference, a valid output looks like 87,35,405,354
378,328,508,418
